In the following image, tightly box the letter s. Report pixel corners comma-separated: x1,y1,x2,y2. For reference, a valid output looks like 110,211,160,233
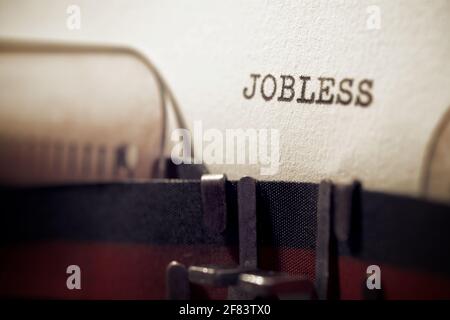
336,78,354,105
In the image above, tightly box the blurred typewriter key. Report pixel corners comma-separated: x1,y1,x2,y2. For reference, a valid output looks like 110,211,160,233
238,271,316,300
188,265,254,287
166,261,190,300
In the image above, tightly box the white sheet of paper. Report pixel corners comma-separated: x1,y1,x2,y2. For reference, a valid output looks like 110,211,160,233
0,0,448,201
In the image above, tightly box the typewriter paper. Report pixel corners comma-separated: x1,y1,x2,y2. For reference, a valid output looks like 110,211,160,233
0,0,449,201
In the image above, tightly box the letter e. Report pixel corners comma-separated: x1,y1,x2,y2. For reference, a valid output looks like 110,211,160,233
366,5,381,30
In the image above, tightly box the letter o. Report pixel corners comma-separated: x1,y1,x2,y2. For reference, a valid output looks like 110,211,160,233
260,74,277,101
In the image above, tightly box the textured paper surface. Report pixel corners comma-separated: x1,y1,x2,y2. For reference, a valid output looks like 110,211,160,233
0,0,449,200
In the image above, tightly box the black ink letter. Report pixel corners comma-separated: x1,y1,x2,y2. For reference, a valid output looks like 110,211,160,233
296,76,315,104
261,74,277,101
355,79,373,107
